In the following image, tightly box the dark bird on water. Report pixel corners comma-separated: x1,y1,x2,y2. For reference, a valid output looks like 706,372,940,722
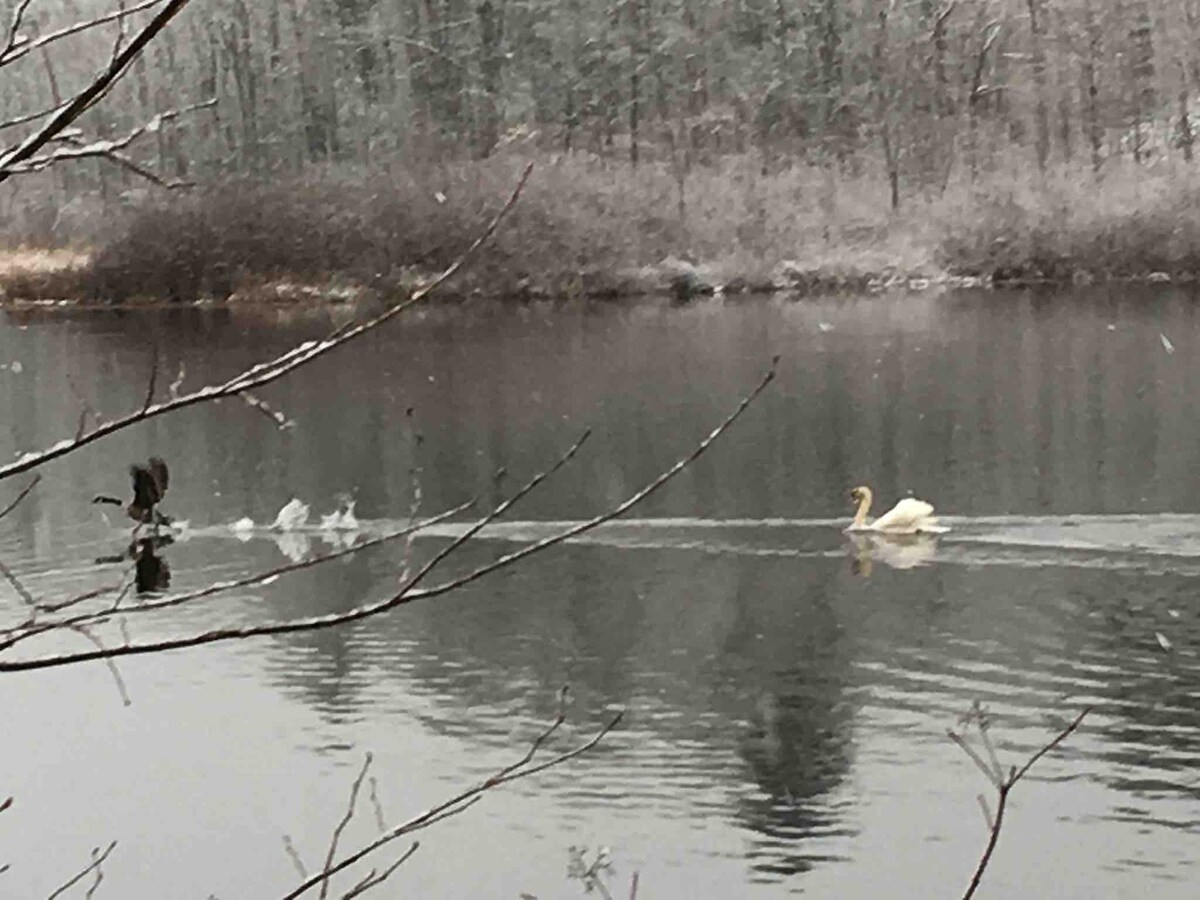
93,457,171,526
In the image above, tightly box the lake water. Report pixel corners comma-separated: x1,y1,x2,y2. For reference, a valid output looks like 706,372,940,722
0,289,1198,898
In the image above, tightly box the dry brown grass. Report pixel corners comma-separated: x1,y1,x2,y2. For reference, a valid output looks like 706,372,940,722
0,246,92,303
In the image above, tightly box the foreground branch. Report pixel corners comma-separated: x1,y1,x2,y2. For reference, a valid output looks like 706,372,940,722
0,358,775,673
0,0,195,184
7,99,215,179
45,841,117,900
949,704,1091,900
283,702,622,899
0,0,165,68
0,502,471,654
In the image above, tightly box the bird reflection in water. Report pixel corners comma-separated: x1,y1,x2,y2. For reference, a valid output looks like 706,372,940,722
847,531,940,576
95,534,173,594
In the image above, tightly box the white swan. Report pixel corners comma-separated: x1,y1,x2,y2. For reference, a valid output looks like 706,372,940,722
847,485,948,535
271,498,310,532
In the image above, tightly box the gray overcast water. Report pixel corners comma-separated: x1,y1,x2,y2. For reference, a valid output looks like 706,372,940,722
1,289,1198,897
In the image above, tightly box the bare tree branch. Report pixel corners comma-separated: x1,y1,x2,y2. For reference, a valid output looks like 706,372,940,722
339,842,419,899
951,706,1091,900
0,0,166,68
240,391,294,429
0,474,39,522
84,843,108,899
400,357,778,602
6,99,215,176
283,836,308,880
0,99,67,132
0,357,774,673
0,558,36,609
2,0,34,59
66,623,132,706
46,841,117,900
367,778,386,833
0,0,194,184
320,754,373,900
0,502,471,654
282,707,623,900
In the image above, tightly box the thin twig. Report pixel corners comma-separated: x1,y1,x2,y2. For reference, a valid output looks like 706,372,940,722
1011,707,1091,785
240,392,294,429
402,359,778,603
339,842,419,899
368,779,386,833
281,710,623,900
7,99,216,175
67,624,132,706
320,754,373,899
0,99,68,132
954,706,1092,900
946,731,1000,788
85,844,107,899
395,430,590,601
0,474,39,522
283,836,308,879
0,0,165,67
0,558,37,609
3,0,34,58
46,841,117,900
0,0,195,183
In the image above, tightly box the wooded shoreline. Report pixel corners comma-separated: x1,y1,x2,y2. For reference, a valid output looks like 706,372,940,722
5,154,1200,306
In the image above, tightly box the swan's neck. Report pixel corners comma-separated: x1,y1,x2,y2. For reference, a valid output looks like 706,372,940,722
852,489,873,528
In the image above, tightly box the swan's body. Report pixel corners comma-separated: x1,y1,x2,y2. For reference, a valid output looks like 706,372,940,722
847,485,948,535
272,498,310,532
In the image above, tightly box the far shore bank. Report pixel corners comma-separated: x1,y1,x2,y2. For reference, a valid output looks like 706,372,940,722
5,154,1200,307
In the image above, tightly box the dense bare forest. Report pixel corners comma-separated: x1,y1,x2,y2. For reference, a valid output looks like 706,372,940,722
5,0,1200,298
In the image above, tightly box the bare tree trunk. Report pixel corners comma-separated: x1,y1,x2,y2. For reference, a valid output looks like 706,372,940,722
873,8,900,209
1080,0,1103,173
1179,67,1194,161
967,22,1002,182
627,0,645,167
1026,0,1050,172
475,0,503,159
817,0,842,154
1127,1,1156,163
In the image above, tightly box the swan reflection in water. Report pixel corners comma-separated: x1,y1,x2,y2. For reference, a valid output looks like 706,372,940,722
95,534,173,594
847,531,940,576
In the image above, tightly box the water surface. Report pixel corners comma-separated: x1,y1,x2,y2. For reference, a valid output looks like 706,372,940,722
1,289,1198,897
